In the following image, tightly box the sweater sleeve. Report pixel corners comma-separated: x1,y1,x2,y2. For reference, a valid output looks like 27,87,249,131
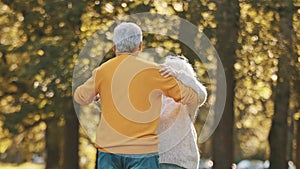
175,71,207,106
162,76,198,106
74,69,98,105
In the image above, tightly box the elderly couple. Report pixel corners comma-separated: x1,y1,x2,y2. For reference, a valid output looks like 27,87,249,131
74,22,207,169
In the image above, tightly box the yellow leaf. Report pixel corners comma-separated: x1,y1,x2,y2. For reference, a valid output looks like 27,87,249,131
38,99,47,109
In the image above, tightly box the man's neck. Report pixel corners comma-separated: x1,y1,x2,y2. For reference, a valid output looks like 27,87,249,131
116,51,140,57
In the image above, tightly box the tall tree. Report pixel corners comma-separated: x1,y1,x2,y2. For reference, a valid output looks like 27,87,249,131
268,1,294,169
63,103,79,169
212,0,239,168
45,118,62,169
295,77,300,169
297,122,300,169
292,31,300,168
1,0,84,168
292,3,300,167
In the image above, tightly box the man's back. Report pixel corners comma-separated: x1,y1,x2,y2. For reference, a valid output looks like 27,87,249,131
93,54,184,154
74,53,198,155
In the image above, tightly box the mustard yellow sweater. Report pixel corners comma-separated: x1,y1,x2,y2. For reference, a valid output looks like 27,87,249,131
74,54,197,154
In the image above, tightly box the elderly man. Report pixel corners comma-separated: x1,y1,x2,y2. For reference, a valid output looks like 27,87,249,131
74,22,198,169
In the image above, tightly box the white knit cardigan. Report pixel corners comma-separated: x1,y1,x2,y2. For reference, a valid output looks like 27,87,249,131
158,71,207,169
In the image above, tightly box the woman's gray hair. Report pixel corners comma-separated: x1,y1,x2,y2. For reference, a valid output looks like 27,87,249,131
113,22,142,53
164,55,197,77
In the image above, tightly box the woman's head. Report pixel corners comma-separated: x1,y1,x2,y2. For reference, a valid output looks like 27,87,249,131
164,55,196,77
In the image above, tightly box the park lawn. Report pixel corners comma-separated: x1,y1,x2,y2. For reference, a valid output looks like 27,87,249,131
0,162,44,169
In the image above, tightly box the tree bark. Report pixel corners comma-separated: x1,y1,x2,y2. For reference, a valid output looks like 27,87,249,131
63,102,79,169
294,78,300,169
45,119,61,169
297,117,300,169
212,0,239,168
268,1,293,169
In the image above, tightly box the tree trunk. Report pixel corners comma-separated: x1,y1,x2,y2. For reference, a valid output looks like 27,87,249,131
45,119,61,169
212,0,239,168
287,107,294,161
268,1,293,169
63,102,79,169
297,118,300,169
294,78,300,169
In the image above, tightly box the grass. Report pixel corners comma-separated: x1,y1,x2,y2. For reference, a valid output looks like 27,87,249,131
0,162,44,169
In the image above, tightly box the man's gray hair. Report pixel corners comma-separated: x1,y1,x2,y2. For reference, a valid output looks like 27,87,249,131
113,22,142,53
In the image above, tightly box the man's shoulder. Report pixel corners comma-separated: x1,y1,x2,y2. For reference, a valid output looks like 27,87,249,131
136,57,158,67
133,60,164,78
134,57,161,72
96,56,162,76
96,57,118,71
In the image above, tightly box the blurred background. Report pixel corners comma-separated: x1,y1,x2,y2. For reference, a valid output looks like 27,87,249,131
0,0,299,169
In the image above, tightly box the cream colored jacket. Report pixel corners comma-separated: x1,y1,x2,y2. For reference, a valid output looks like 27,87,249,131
158,71,207,169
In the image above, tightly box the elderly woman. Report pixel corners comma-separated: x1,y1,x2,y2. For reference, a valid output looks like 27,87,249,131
158,55,207,169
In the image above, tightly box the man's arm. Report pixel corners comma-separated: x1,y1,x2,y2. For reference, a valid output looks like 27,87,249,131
159,66,207,106
174,71,207,106
74,70,98,105
162,76,198,106
176,80,199,105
